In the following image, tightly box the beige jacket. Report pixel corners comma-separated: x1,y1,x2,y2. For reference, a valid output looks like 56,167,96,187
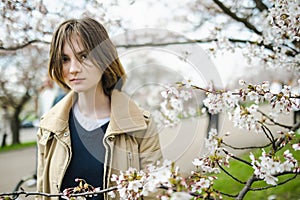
36,90,162,199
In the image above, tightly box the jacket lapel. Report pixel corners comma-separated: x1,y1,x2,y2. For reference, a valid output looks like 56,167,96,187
106,90,147,136
39,91,74,134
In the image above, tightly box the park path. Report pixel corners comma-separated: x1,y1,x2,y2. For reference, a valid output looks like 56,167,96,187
0,146,36,193
0,109,294,198
0,128,37,198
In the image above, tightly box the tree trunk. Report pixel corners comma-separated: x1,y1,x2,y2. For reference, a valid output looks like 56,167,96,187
10,92,31,145
11,112,21,144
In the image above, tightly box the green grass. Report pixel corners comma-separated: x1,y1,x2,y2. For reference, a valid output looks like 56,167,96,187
213,135,300,200
0,141,36,153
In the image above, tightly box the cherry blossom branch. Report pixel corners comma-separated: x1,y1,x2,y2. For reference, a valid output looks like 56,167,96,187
222,149,252,167
0,191,61,199
259,123,275,145
257,110,293,129
253,0,268,11
236,174,257,200
158,185,207,199
216,161,247,184
250,174,298,191
263,123,276,142
214,190,238,198
0,37,277,53
0,186,117,199
212,0,262,35
65,186,117,198
0,39,50,51
222,140,272,150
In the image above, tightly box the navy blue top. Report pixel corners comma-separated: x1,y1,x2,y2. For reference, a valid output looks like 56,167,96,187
60,110,109,200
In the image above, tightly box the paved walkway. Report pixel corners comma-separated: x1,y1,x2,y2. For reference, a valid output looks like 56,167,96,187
0,128,37,198
0,146,36,195
0,110,294,198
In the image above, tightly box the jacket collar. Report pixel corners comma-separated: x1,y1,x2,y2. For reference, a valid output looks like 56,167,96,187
39,90,147,135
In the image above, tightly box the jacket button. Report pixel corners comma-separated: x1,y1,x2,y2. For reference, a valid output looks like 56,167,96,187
108,136,115,141
64,132,69,137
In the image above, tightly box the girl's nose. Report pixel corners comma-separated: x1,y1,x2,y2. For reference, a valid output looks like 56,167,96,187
69,59,82,74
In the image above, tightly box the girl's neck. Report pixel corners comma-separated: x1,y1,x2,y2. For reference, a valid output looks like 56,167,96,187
76,86,111,120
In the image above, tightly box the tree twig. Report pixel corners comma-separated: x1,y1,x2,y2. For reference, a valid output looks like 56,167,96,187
217,161,247,184
222,140,272,150
0,186,117,199
0,37,275,52
250,174,298,191
222,149,252,166
253,0,269,11
0,39,50,51
213,189,238,198
212,0,262,35
259,123,275,145
258,110,293,129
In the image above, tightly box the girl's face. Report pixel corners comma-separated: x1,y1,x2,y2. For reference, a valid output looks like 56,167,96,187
62,36,102,93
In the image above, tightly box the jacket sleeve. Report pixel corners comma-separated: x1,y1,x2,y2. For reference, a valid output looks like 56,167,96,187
138,113,163,169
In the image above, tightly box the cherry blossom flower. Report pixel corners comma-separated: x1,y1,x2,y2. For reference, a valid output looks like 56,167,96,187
181,79,192,88
169,192,193,200
239,79,246,86
203,93,224,114
155,81,199,127
250,149,298,185
262,81,270,92
292,143,300,151
247,91,260,104
232,105,262,132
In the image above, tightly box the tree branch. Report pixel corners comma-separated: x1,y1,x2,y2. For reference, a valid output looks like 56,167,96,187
257,110,293,129
0,39,50,51
250,174,298,191
222,140,272,150
260,124,275,145
212,0,262,35
253,0,269,11
217,161,247,184
222,149,252,167
0,37,274,52
236,174,257,200
214,189,238,198
0,186,117,199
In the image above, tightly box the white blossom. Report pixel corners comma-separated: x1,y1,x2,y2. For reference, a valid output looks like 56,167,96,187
247,91,260,104
239,79,246,86
192,158,204,167
250,149,298,185
127,180,142,193
292,143,300,151
232,105,262,132
181,79,192,88
203,93,224,114
170,192,193,200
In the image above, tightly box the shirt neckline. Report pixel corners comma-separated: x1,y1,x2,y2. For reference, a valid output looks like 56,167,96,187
73,102,110,131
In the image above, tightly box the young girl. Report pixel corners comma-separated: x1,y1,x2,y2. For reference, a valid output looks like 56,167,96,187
36,17,162,200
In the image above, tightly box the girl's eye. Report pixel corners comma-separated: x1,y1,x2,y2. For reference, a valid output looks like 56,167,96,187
62,56,69,63
80,54,87,61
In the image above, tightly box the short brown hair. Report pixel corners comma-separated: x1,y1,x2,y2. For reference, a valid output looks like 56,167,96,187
48,17,125,96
